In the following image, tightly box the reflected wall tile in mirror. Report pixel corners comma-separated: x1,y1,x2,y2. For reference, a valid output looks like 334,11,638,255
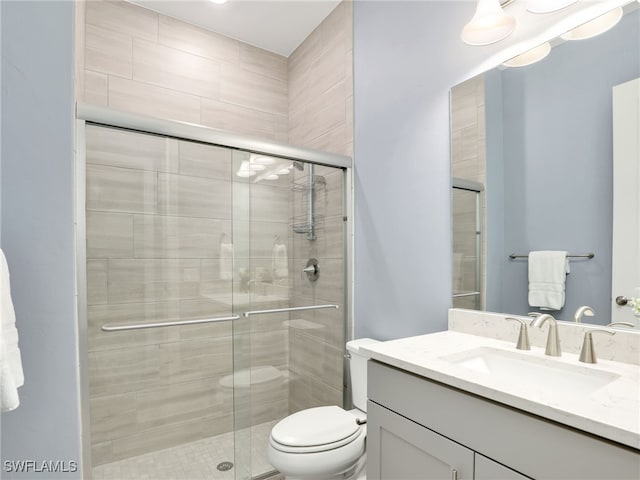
289,329,343,393
160,336,233,384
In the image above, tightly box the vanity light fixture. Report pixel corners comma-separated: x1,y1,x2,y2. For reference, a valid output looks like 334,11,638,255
560,6,624,41
461,0,516,46
502,41,551,67
526,0,578,14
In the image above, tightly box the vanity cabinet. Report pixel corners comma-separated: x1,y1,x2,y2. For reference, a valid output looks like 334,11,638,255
367,361,640,480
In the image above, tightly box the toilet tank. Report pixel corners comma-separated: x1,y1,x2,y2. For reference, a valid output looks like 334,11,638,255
346,338,379,412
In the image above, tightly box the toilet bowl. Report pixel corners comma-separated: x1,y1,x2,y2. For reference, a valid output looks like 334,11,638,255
267,338,379,480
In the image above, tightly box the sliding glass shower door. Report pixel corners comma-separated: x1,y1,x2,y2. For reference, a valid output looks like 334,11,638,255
83,123,347,480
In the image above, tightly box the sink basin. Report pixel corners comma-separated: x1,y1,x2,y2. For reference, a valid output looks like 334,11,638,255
440,347,620,400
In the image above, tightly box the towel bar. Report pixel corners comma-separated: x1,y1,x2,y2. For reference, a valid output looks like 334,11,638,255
509,253,594,260
101,315,241,332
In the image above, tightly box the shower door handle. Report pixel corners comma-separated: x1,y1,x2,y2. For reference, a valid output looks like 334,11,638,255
101,315,241,332
243,304,338,317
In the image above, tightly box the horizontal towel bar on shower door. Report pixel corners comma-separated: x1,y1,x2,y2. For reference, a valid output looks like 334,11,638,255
243,304,339,317
101,315,241,332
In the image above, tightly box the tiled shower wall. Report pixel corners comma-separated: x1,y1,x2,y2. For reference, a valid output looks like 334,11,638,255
451,75,487,310
286,2,352,413
79,0,352,466
82,0,288,141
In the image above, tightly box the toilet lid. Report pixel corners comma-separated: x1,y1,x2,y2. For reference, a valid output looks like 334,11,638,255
271,406,360,447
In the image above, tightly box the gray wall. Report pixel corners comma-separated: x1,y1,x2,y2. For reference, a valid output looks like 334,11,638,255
1,1,81,477
491,10,639,322
353,1,512,339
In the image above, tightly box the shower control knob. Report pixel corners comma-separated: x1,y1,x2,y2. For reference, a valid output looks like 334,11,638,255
303,258,320,281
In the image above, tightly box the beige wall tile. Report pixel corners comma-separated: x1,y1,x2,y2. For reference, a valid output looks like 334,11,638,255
289,329,343,391
135,377,232,432
87,259,108,306
158,173,232,219
86,0,158,42
85,70,108,106
161,337,233,382
133,39,220,99
220,64,287,116
87,211,134,258
91,441,114,467
85,23,133,78
107,258,201,304
240,43,287,82
89,344,162,396
90,393,138,444
133,215,221,259
108,76,201,124
179,140,232,181
158,14,239,64
200,98,276,140
86,164,157,214
274,115,288,143
87,125,179,173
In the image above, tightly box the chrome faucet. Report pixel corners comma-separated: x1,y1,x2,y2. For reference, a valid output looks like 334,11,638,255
506,317,531,350
574,305,595,323
579,329,615,364
529,313,561,356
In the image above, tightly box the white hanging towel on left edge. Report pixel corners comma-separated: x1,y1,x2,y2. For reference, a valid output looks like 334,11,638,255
0,248,24,412
528,250,570,311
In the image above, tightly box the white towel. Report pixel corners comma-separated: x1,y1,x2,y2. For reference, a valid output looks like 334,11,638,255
219,242,233,281
0,249,24,413
528,250,570,311
271,243,288,279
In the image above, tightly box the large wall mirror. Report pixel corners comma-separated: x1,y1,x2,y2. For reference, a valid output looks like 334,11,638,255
450,2,639,328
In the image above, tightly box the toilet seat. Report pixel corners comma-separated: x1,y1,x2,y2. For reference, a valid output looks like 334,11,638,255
269,406,365,454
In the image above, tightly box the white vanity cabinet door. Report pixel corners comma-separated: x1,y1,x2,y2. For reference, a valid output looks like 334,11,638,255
367,401,474,480
475,454,531,480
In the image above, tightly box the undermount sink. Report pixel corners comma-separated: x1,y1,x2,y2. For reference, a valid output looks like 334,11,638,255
440,347,620,400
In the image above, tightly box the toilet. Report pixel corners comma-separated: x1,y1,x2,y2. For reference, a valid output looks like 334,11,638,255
267,338,379,480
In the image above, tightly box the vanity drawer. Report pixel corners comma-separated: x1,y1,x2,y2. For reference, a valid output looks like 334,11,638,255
368,360,640,480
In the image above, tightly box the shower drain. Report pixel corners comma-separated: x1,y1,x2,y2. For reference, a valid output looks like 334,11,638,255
217,461,234,472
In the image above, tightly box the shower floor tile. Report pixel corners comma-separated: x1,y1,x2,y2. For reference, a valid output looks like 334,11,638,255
93,420,279,480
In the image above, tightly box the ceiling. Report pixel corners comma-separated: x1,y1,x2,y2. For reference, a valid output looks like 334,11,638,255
127,0,341,57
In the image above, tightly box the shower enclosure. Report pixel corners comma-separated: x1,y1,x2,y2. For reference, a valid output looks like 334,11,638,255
76,107,351,480
452,179,483,310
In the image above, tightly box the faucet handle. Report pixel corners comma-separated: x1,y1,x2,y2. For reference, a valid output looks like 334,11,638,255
506,317,531,350
579,329,616,364
574,306,595,323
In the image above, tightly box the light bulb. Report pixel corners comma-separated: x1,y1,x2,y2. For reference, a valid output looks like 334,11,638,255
209,0,228,4
502,42,551,68
560,7,623,41
462,0,516,46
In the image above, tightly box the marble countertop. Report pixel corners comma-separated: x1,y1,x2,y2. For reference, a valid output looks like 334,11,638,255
361,331,640,450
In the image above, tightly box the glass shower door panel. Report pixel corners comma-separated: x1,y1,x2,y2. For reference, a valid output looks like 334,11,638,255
231,153,348,479
452,187,481,310
86,125,238,478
